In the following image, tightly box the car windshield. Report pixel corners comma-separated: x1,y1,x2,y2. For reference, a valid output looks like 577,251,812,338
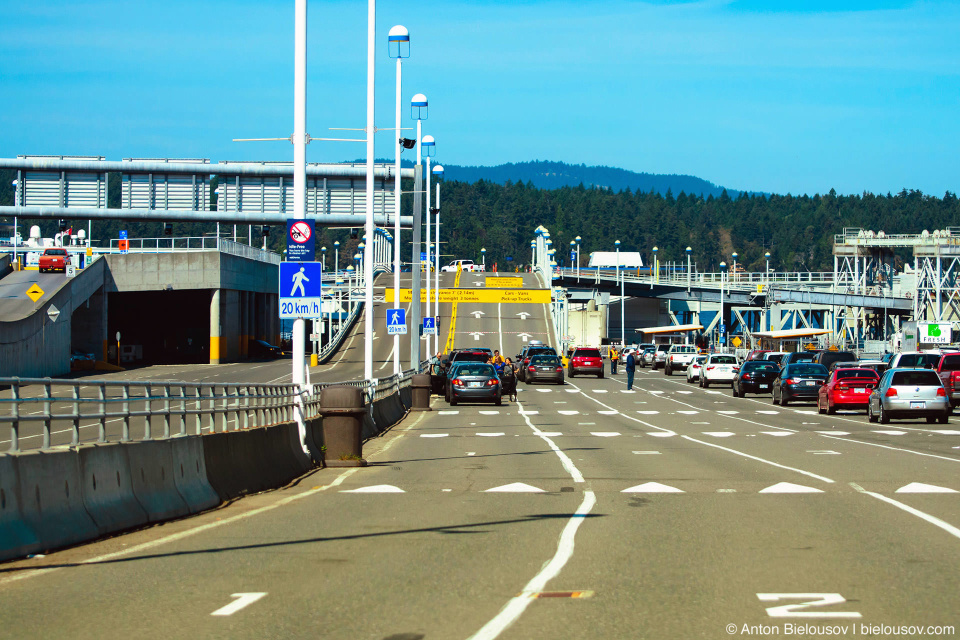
896,353,941,368
711,355,737,364
788,364,828,376
891,370,942,386
694,356,707,363
45,249,67,255
672,346,697,353
744,362,778,371
835,369,878,380
455,364,496,377
531,356,560,365
576,349,601,358
454,352,488,364
526,348,555,358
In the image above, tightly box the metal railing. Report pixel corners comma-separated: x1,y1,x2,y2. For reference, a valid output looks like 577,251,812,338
1,367,424,454
557,267,837,290
104,236,281,264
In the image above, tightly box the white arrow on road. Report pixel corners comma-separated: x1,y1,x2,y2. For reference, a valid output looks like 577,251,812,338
518,333,532,342
469,332,483,341
471,310,486,319
516,312,531,320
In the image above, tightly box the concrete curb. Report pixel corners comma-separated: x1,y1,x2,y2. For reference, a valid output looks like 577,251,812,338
77,444,149,535
169,436,220,514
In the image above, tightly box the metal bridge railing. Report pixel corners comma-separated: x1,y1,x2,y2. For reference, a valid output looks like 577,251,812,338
1,367,423,454
104,236,281,264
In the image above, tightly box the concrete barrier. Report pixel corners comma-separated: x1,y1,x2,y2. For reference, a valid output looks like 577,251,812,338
0,455,41,561
77,444,149,535
125,440,191,523
169,436,220,514
203,426,313,501
16,449,100,553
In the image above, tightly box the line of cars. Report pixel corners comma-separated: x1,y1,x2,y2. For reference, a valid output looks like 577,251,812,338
681,347,954,424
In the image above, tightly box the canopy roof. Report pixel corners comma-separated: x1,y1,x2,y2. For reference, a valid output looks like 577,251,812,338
636,324,704,335
751,328,831,339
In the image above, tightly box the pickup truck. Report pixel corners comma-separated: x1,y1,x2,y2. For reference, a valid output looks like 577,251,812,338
935,353,960,407
441,259,480,273
38,248,69,273
664,344,700,376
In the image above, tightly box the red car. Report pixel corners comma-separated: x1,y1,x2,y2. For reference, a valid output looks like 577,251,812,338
38,248,69,273
568,347,604,378
817,368,879,414
744,349,771,361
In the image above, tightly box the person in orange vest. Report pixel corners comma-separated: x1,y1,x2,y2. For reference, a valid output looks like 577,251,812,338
610,345,619,375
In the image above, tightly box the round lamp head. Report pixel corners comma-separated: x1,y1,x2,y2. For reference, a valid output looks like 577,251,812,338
321,246,327,252
686,246,692,253
388,25,410,58
720,261,727,271
411,93,428,120
732,252,738,259
615,240,621,247
575,235,581,243
653,246,658,253
765,252,771,258
421,134,436,157
481,248,486,254
432,164,444,177
334,240,340,247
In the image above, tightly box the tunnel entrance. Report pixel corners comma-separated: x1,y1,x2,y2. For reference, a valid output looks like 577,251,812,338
108,290,210,365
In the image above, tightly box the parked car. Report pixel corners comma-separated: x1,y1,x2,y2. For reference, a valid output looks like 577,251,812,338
817,368,880,414
445,350,489,371
618,347,637,365
249,339,281,359
781,350,821,366
441,259,480,272
699,354,739,388
935,353,960,407
867,368,950,424
772,363,828,406
732,360,780,397
888,351,942,369
38,248,69,273
445,363,502,406
651,344,672,370
640,347,657,368
664,344,699,376
745,349,771,361
516,345,558,381
685,355,707,383
761,351,788,366
568,347,604,378
525,355,564,385
816,350,858,372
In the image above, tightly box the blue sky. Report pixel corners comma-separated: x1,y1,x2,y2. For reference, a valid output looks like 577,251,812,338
1,0,957,196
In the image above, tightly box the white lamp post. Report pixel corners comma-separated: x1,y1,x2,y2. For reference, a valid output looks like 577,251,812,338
432,164,443,339
11,179,18,269
720,261,728,350
357,244,365,286
732,251,738,284
575,235,581,279
530,240,536,270
321,246,327,271
360,0,378,382
652,246,658,283
616,239,624,346
765,251,771,286
481,247,486,272
389,24,409,375
422,134,436,355
409,93,427,369
333,241,340,276
686,246,692,292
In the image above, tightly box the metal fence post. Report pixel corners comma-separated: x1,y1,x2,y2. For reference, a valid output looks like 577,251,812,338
97,383,106,443
9,383,20,453
71,383,80,446
121,383,131,442
42,382,52,450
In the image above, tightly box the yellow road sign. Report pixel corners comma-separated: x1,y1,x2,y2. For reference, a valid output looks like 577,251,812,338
25,283,44,302
731,336,742,348
485,276,524,288
386,288,550,304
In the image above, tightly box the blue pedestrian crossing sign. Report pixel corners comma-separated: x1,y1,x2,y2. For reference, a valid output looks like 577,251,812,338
423,316,437,335
279,261,323,318
387,308,407,335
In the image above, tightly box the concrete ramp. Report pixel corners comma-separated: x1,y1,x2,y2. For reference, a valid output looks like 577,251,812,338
0,258,106,377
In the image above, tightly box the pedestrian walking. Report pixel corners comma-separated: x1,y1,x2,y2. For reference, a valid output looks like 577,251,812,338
610,345,619,375
625,349,636,390
500,358,518,402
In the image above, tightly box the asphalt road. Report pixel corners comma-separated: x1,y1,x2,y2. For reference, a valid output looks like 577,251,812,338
0,268,71,321
2,273,959,639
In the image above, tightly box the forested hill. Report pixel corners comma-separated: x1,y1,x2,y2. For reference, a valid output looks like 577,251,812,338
441,161,741,198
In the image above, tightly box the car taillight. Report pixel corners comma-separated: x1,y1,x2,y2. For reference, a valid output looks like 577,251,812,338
733,367,740,372
837,385,849,391
452,379,464,386
486,379,499,386
742,374,751,380
555,367,563,372
787,378,802,385
937,387,947,397
706,366,715,371
528,366,536,372
885,388,897,397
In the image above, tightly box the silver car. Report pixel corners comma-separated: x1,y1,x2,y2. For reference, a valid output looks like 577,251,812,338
686,355,707,383
867,368,950,424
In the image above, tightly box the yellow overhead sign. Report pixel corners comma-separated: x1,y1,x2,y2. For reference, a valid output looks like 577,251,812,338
485,276,524,288
25,283,44,302
386,288,550,304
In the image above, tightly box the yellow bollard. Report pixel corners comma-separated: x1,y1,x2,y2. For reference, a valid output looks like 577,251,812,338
311,353,318,367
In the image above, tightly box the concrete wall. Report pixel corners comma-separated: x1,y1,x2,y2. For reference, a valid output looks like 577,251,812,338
0,259,105,377
105,252,278,295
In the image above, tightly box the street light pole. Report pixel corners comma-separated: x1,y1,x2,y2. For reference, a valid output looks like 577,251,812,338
732,251,738,285
481,247,486,272
409,93,427,369
720,261,728,351
686,246,692,293
389,24,409,376
615,239,623,346
575,235,581,280
361,0,377,382
433,164,443,347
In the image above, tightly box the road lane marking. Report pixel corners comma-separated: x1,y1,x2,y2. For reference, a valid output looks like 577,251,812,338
597,410,619,415
851,482,960,541
818,434,960,463
637,410,659,415
591,432,620,437
558,410,580,415
438,410,459,415
593,390,608,393
633,451,660,455
808,450,841,455
677,410,699,415
479,411,500,415
702,432,735,438
485,483,545,493
762,432,793,437
895,482,957,494
759,482,824,494
540,432,563,437
717,410,739,415
647,432,676,437
622,482,683,493
518,410,539,415
341,485,405,493
816,431,850,436
756,410,779,415
211,593,267,617
681,436,835,483
420,434,449,438
476,432,506,437
467,452,476,456
467,491,595,640
871,430,907,435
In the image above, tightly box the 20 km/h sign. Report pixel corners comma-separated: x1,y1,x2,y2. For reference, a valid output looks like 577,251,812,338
385,289,550,304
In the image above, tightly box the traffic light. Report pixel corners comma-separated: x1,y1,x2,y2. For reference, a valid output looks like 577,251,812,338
58,219,67,232
350,228,359,239
163,223,173,235
261,225,270,237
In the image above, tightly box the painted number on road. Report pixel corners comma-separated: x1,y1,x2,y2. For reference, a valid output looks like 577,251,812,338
757,593,862,619
211,592,267,617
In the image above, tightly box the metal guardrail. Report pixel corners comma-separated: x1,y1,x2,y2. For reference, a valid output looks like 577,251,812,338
104,236,281,264
557,267,836,290
1,367,425,454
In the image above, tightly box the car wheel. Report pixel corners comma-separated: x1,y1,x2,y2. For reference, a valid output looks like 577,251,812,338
939,414,949,424
818,398,826,414
569,370,575,378
878,403,889,424
598,370,604,379
772,390,780,405
665,365,672,376
926,416,936,424
781,394,789,407
702,379,710,388
827,403,836,415
867,403,877,422
731,385,738,398
495,395,502,406
450,397,458,406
